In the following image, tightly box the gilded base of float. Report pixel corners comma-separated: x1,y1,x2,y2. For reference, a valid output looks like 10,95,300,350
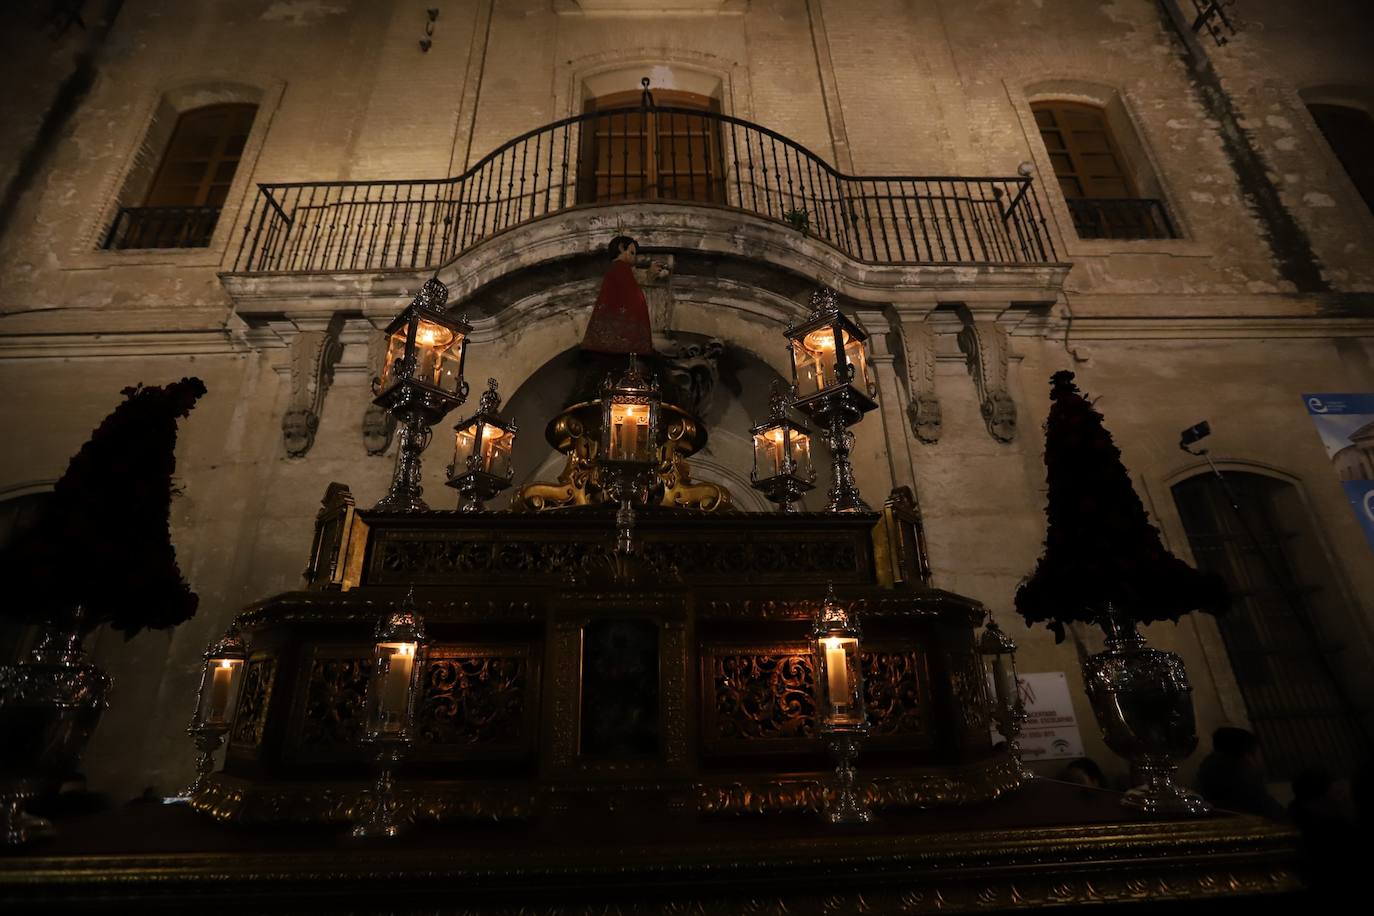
191,753,1023,825
1,783,1302,913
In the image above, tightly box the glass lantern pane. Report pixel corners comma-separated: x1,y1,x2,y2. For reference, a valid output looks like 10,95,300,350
800,327,845,394
413,319,456,389
434,331,466,396
197,658,243,727
485,429,514,478
381,331,409,389
453,425,478,471
844,336,870,392
753,428,786,479
608,403,650,461
818,636,864,726
792,433,812,477
371,642,418,736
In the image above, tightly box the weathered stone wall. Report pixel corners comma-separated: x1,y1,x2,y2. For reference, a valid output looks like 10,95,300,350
0,0,1371,799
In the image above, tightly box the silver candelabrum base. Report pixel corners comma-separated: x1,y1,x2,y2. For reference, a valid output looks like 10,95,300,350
823,730,873,825
351,739,412,839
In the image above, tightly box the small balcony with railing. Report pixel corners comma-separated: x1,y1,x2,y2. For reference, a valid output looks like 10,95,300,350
225,105,1063,278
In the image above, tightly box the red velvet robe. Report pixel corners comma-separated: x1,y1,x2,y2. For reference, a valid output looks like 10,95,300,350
581,260,654,355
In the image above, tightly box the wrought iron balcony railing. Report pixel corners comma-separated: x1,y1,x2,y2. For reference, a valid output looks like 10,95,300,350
231,106,1059,274
104,205,223,250
1065,197,1177,241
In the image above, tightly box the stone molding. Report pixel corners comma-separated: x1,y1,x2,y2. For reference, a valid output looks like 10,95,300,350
272,317,344,459
955,308,1017,444
895,316,942,444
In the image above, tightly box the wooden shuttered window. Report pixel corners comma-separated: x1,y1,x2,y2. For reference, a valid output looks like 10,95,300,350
578,89,724,205
105,103,258,249
1032,101,1175,240
1032,102,1134,200
144,104,258,209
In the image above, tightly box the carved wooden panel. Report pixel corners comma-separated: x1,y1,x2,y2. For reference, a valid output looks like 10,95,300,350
704,647,818,754
229,655,277,749
702,644,930,755
416,646,537,757
367,530,866,586
288,648,372,757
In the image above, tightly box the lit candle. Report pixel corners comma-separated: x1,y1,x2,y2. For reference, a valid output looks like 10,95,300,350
208,659,233,722
380,644,415,727
770,429,786,476
824,638,849,709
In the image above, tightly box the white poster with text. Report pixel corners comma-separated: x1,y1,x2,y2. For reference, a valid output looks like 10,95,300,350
990,670,1085,761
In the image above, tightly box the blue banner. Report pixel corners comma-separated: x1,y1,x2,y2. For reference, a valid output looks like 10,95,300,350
1303,393,1374,554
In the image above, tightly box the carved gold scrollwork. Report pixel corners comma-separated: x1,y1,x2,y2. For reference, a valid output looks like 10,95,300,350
416,651,530,749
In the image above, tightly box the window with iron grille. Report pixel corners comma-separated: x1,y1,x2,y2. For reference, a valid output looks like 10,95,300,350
1306,103,1374,216
103,103,257,250
1172,471,1367,779
577,89,724,205
1032,101,1176,241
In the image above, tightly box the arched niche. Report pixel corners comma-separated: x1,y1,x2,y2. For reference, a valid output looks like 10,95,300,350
502,340,831,514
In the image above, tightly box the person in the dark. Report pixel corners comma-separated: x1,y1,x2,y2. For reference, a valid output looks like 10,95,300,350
1195,727,1284,819
1062,757,1106,789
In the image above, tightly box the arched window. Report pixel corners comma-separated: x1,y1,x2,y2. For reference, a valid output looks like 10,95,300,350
1032,101,1176,240
577,89,724,205
1171,471,1367,778
104,103,258,250
1306,103,1374,215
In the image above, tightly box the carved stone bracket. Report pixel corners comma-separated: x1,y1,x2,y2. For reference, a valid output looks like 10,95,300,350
281,319,344,458
956,312,1016,443
896,317,942,444
362,328,396,456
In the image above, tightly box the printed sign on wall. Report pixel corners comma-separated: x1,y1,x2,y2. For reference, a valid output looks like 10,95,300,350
1303,393,1374,554
989,670,1085,761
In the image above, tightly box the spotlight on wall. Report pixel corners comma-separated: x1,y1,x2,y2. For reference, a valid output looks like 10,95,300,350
1179,420,1211,455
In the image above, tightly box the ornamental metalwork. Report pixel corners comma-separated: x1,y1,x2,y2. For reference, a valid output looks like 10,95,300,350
229,656,277,749
415,652,530,749
299,655,372,750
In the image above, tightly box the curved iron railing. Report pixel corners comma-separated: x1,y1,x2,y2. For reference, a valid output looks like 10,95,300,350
231,105,1058,274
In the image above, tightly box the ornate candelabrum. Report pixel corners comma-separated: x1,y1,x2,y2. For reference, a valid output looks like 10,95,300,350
749,384,816,512
183,624,246,800
446,378,518,512
978,616,1034,782
352,590,427,838
812,586,872,824
599,357,662,555
785,287,878,512
372,278,472,512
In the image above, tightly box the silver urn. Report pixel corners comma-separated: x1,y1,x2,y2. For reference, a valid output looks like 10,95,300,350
1081,610,1209,815
0,616,112,845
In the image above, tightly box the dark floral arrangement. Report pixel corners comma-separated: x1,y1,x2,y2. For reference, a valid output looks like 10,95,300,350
1015,371,1228,642
0,378,207,638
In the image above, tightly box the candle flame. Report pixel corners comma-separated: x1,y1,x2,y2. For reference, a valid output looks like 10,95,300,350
218,659,233,669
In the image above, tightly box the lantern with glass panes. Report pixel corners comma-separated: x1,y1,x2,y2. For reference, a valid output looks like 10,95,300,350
183,624,246,799
784,286,878,512
598,357,662,555
978,616,1033,781
353,590,428,839
749,384,816,512
372,277,472,512
811,585,872,824
446,378,518,512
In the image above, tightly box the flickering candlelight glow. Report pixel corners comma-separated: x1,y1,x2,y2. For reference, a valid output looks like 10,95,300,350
610,403,650,460
824,636,850,709
379,642,417,731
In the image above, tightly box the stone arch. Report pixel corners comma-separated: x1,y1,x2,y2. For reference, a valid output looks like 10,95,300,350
556,48,750,122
